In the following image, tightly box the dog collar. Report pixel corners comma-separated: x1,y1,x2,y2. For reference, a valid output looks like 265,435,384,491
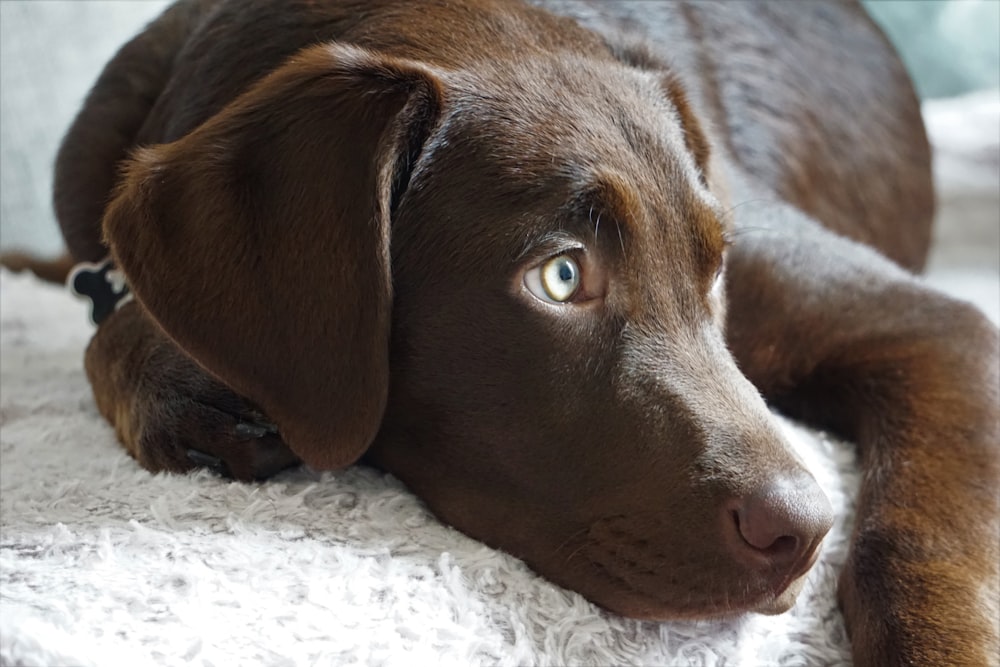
67,257,133,325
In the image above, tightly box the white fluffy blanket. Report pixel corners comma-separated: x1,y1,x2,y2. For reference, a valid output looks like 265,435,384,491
1,95,998,666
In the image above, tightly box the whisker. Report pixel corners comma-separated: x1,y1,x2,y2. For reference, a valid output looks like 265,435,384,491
589,205,600,241
562,542,589,566
552,525,591,557
725,225,773,240
717,197,781,226
615,219,627,262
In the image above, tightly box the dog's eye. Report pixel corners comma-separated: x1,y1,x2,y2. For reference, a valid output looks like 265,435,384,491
525,255,581,303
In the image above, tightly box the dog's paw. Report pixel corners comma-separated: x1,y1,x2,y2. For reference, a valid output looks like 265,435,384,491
85,305,301,481
838,527,999,667
129,372,302,481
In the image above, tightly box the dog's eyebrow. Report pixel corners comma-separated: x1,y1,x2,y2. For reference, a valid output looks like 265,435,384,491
577,171,726,271
512,171,726,273
510,174,637,269
509,173,635,266
575,171,638,244
570,171,649,267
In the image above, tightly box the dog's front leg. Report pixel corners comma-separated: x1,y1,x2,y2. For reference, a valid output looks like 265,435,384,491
722,196,998,666
84,301,300,481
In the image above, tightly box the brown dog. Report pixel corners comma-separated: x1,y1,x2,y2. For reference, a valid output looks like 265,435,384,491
10,1,998,665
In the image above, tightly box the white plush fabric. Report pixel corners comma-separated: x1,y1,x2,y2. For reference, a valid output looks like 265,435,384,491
1,38,997,667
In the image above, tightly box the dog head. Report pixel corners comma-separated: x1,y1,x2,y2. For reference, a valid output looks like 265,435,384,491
104,27,833,619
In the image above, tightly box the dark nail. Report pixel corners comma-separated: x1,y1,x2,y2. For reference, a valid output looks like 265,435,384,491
234,422,270,438
186,449,229,476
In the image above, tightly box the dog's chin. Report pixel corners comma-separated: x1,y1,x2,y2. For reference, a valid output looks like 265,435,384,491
751,574,809,616
592,570,811,622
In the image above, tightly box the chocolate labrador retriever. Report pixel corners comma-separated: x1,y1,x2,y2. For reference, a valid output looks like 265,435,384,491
9,0,998,664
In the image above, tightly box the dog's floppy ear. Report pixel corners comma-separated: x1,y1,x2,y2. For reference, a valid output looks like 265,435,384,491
103,44,443,469
660,72,711,185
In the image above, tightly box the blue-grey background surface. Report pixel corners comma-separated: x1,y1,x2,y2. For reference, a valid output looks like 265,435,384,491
2,0,998,255
2,1,171,255
863,0,1000,98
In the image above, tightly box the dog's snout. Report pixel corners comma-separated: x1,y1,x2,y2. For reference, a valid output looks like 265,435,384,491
727,471,834,574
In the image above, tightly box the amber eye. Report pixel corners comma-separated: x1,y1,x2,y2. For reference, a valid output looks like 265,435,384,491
524,255,581,303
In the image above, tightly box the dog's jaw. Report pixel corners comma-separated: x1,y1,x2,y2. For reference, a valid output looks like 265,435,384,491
754,576,809,616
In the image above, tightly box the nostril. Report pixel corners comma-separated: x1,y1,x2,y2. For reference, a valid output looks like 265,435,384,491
731,509,801,558
761,535,799,560
728,474,834,567
765,534,799,557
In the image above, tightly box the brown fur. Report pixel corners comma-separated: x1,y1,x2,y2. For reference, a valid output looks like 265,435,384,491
11,1,998,665
0,251,74,284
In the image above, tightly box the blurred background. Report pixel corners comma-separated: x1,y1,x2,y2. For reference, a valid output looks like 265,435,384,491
863,0,999,98
1,0,998,270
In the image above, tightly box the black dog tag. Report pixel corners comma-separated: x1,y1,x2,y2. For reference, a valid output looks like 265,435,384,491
67,258,132,325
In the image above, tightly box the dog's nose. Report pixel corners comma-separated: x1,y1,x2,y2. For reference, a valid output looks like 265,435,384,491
729,471,834,571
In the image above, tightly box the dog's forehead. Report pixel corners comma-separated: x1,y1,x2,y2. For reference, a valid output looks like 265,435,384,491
450,59,690,175
423,59,710,224
397,57,724,290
